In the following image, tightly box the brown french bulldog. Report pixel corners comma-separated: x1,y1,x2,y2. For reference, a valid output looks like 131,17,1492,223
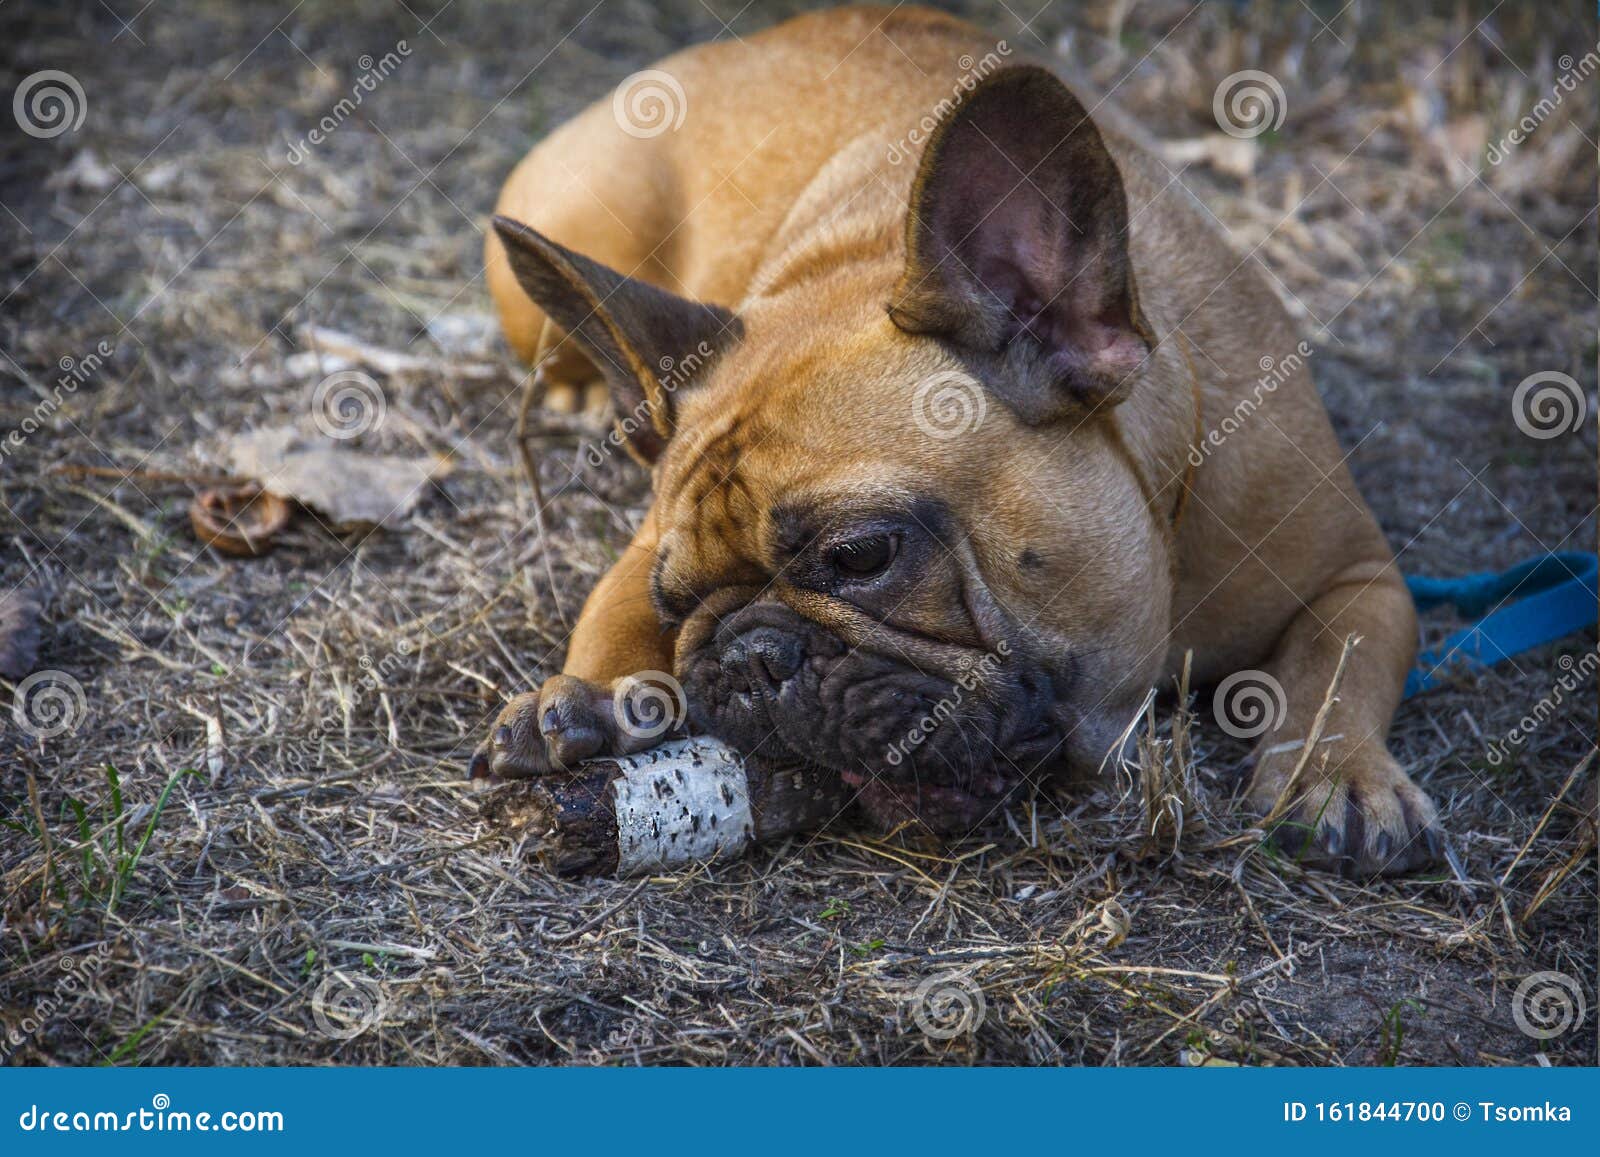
469,5,1441,876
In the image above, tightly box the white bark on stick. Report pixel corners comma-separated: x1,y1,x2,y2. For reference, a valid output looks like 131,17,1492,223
613,739,755,873
481,737,850,876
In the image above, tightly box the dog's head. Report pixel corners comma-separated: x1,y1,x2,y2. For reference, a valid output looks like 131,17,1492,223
492,67,1183,831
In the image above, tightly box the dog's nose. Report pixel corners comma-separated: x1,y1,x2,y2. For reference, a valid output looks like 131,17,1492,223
723,626,803,688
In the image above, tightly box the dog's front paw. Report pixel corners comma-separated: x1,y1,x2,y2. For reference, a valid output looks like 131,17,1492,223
1248,745,1442,877
468,675,613,780
468,673,686,780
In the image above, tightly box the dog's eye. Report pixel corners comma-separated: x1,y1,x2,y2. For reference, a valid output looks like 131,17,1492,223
829,533,899,578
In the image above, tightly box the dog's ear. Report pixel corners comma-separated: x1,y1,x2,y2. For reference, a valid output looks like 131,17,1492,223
889,66,1152,423
492,215,741,462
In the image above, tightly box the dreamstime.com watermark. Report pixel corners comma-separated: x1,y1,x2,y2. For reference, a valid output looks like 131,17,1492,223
612,69,687,138
1213,69,1287,139
911,368,988,440
584,341,715,467
1486,43,1600,165
884,641,1010,766
13,69,86,138
311,973,388,1040
272,636,417,771
0,340,114,466
1483,647,1597,767
17,1095,283,1134
884,41,1013,165
1212,669,1288,741
605,1014,661,1051
612,670,688,741
310,368,388,440
906,972,987,1040
9,669,90,740
1511,971,1587,1041
1209,941,1319,1044
358,636,415,692
1188,341,1312,466
285,42,412,164
1511,370,1587,440
1,943,115,1062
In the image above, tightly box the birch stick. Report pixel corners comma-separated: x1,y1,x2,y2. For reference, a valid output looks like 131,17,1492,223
481,737,851,876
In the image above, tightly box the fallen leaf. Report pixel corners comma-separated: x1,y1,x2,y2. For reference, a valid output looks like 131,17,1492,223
225,426,450,530
190,482,293,556
1096,897,1132,950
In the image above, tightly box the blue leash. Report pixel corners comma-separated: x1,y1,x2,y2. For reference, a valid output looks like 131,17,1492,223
1403,551,1599,698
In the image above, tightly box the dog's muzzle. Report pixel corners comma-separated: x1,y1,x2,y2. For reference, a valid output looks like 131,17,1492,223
677,600,1061,832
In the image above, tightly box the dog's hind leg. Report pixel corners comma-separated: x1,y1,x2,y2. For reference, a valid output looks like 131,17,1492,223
485,102,681,414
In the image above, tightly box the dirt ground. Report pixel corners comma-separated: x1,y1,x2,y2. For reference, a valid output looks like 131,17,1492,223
1,0,1595,1066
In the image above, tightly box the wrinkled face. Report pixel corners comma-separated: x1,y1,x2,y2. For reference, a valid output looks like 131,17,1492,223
650,315,1173,833
489,59,1180,834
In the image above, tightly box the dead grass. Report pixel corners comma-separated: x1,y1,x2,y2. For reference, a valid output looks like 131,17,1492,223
1,0,1595,1066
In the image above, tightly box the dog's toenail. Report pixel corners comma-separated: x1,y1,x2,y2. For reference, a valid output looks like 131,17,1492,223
542,707,562,734
493,726,511,747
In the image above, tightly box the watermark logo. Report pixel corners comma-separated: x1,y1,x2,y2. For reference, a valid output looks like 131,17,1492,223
885,642,1009,766
612,670,687,741
909,972,986,1040
1213,69,1287,139
1212,669,1287,740
912,369,987,440
1511,370,1585,440
17,1093,284,1133
1487,44,1600,165
605,1014,659,1051
14,70,87,139
1484,647,1597,766
311,973,388,1040
1,943,115,1061
285,44,411,164
1512,970,1586,1040
0,340,114,466
311,369,386,440
1189,341,1312,466
358,636,414,689
11,670,89,740
583,341,714,467
1210,941,1319,1045
612,70,687,139
885,41,1013,165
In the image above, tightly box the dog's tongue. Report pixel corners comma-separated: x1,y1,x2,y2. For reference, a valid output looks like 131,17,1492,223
840,768,1010,834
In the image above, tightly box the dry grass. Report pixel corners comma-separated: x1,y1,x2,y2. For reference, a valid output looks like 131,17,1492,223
1,0,1594,1066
